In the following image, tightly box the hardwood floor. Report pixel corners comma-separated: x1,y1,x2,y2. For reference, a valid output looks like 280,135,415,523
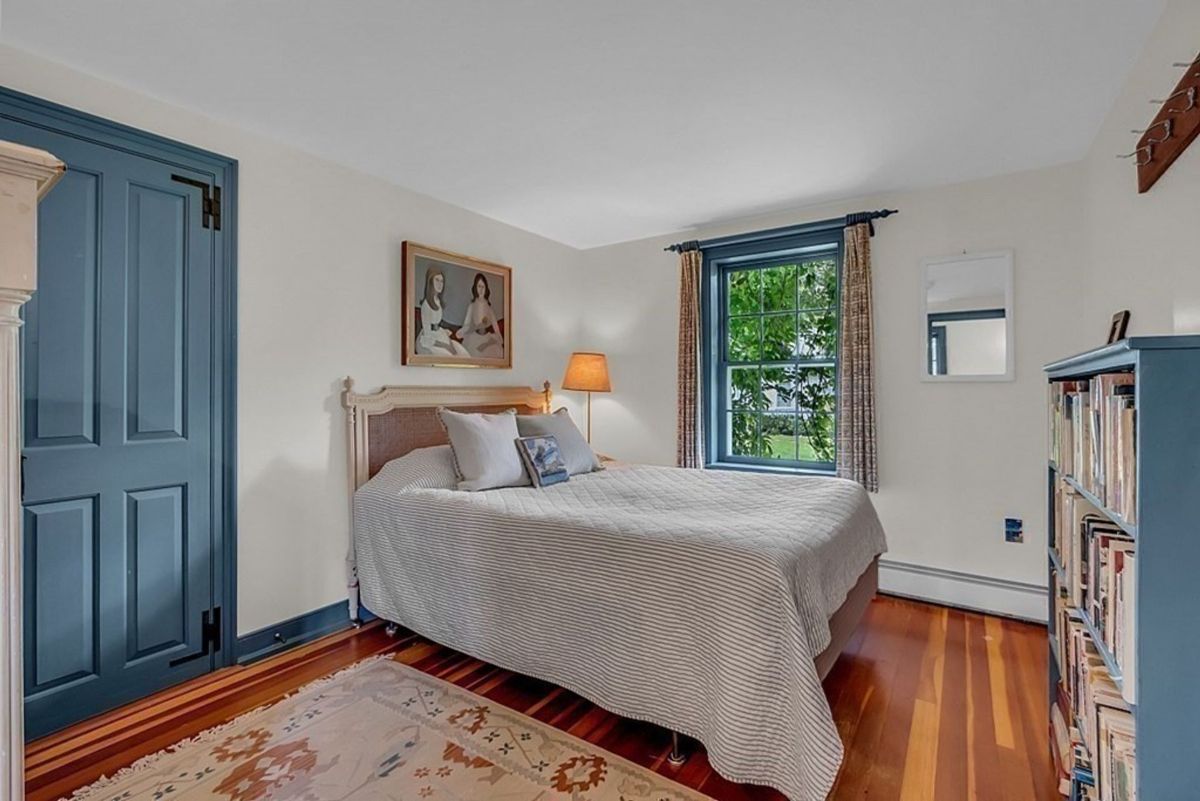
26,596,1057,801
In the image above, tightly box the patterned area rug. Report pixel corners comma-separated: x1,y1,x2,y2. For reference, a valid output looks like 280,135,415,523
71,656,710,801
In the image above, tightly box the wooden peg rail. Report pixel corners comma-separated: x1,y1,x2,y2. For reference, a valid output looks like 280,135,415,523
1136,51,1200,193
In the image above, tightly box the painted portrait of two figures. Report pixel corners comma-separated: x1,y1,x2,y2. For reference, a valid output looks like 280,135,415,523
402,241,513,368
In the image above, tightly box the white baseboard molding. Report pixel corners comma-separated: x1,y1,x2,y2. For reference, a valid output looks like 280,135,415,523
878,558,1047,623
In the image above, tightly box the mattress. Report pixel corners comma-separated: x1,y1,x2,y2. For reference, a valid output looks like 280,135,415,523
352,451,887,800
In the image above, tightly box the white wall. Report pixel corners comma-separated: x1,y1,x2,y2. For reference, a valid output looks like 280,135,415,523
1080,0,1200,332
0,44,590,634
582,164,1090,615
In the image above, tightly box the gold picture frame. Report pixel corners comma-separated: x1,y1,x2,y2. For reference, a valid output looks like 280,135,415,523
402,242,513,368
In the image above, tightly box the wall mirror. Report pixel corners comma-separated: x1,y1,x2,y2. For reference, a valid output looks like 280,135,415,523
921,250,1014,381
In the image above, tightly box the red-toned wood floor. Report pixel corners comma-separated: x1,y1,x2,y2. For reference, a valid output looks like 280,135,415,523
26,596,1057,801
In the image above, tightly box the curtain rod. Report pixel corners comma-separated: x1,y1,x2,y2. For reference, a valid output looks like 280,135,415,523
663,209,899,253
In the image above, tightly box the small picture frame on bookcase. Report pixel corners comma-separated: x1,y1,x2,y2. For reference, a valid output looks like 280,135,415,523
1107,310,1131,345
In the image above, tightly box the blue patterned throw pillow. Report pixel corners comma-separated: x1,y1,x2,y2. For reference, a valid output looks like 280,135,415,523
515,435,570,487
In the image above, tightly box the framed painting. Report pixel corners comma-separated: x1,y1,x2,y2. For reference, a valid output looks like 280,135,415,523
402,241,513,368
1106,309,1130,345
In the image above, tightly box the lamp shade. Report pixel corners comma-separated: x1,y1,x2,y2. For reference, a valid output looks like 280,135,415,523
562,352,611,392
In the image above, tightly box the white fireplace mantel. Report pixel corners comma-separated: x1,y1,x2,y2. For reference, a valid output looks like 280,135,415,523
0,140,64,801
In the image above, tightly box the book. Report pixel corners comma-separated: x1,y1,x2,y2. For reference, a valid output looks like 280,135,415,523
1097,706,1136,801
1117,552,1137,706
1052,702,1073,796
514,435,569,487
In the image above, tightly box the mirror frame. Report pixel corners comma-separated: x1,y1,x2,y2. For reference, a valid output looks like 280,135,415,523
920,249,1015,382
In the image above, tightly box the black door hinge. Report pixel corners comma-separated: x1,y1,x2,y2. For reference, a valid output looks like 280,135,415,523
169,606,222,667
170,174,222,230
205,605,222,652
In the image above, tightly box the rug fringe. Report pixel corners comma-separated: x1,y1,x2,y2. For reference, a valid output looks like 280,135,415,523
66,653,395,801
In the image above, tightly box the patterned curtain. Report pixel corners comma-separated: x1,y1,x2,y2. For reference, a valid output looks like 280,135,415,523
836,223,878,491
676,249,704,468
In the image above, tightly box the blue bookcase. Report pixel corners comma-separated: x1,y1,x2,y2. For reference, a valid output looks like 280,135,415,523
1045,336,1200,801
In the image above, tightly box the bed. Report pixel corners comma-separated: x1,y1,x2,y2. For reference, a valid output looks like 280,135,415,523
342,380,887,801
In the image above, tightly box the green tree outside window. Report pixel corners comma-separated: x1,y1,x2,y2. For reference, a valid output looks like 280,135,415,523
724,256,838,465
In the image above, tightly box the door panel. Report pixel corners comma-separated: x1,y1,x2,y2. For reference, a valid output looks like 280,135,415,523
126,485,187,661
22,168,100,448
1,103,231,738
22,497,100,695
126,183,187,441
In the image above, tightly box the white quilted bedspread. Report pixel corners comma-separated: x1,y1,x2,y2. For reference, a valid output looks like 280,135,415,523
353,450,887,801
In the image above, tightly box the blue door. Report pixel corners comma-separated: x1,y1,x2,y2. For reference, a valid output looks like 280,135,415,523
1,92,236,739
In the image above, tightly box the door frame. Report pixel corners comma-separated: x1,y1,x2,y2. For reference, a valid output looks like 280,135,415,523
0,85,239,677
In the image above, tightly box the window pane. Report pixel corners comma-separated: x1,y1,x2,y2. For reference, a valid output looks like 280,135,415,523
727,269,761,315
797,309,837,357
727,366,762,410
798,412,836,464
760,366,795,412
795,365,836,415
762,264,797,312
729,412,759,457
761,313,796,361
761,412,798,461
727,316,761,362
798,258,838,310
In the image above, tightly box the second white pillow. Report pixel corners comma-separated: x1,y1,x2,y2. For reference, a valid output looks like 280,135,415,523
515,408,602,476
437,408,531,491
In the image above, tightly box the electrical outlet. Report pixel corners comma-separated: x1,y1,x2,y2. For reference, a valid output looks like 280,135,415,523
1004,517,1024,543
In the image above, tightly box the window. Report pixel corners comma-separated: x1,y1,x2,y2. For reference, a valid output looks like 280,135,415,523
703,231,841,472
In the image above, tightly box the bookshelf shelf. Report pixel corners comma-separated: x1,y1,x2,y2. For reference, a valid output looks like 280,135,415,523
1045,336,1200,801
1047,547,1066,583
1076,606,1125,692
1060,473,1137,538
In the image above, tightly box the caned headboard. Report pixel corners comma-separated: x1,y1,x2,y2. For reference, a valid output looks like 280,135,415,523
341,378,552,490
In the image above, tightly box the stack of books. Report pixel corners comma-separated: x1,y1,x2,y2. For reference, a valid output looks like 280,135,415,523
1049,380,1084,474
1050,374,1137,523
1090,374,1137,523
1053,497,1138,705
1087,520,1137,705
1056,614,1136,801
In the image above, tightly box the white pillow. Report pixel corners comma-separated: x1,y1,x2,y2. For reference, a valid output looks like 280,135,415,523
516,408,602,476
437,408,531,491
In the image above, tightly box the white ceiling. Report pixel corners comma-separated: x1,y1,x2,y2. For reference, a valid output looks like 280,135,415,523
1,1,1164,249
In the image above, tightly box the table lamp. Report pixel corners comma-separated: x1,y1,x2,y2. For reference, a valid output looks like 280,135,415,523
561,352,611,442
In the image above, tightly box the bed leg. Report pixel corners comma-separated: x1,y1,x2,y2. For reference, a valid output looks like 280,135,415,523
384,622,399,638
667,732,688,766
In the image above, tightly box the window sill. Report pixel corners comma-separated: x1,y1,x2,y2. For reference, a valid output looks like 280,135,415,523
705,461,837,477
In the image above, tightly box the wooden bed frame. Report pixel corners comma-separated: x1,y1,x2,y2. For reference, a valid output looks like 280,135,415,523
341,380,876,758
341,378,552,492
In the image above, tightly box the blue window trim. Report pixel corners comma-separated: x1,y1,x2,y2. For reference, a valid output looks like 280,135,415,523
929,325,948,376
700,222,843,473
